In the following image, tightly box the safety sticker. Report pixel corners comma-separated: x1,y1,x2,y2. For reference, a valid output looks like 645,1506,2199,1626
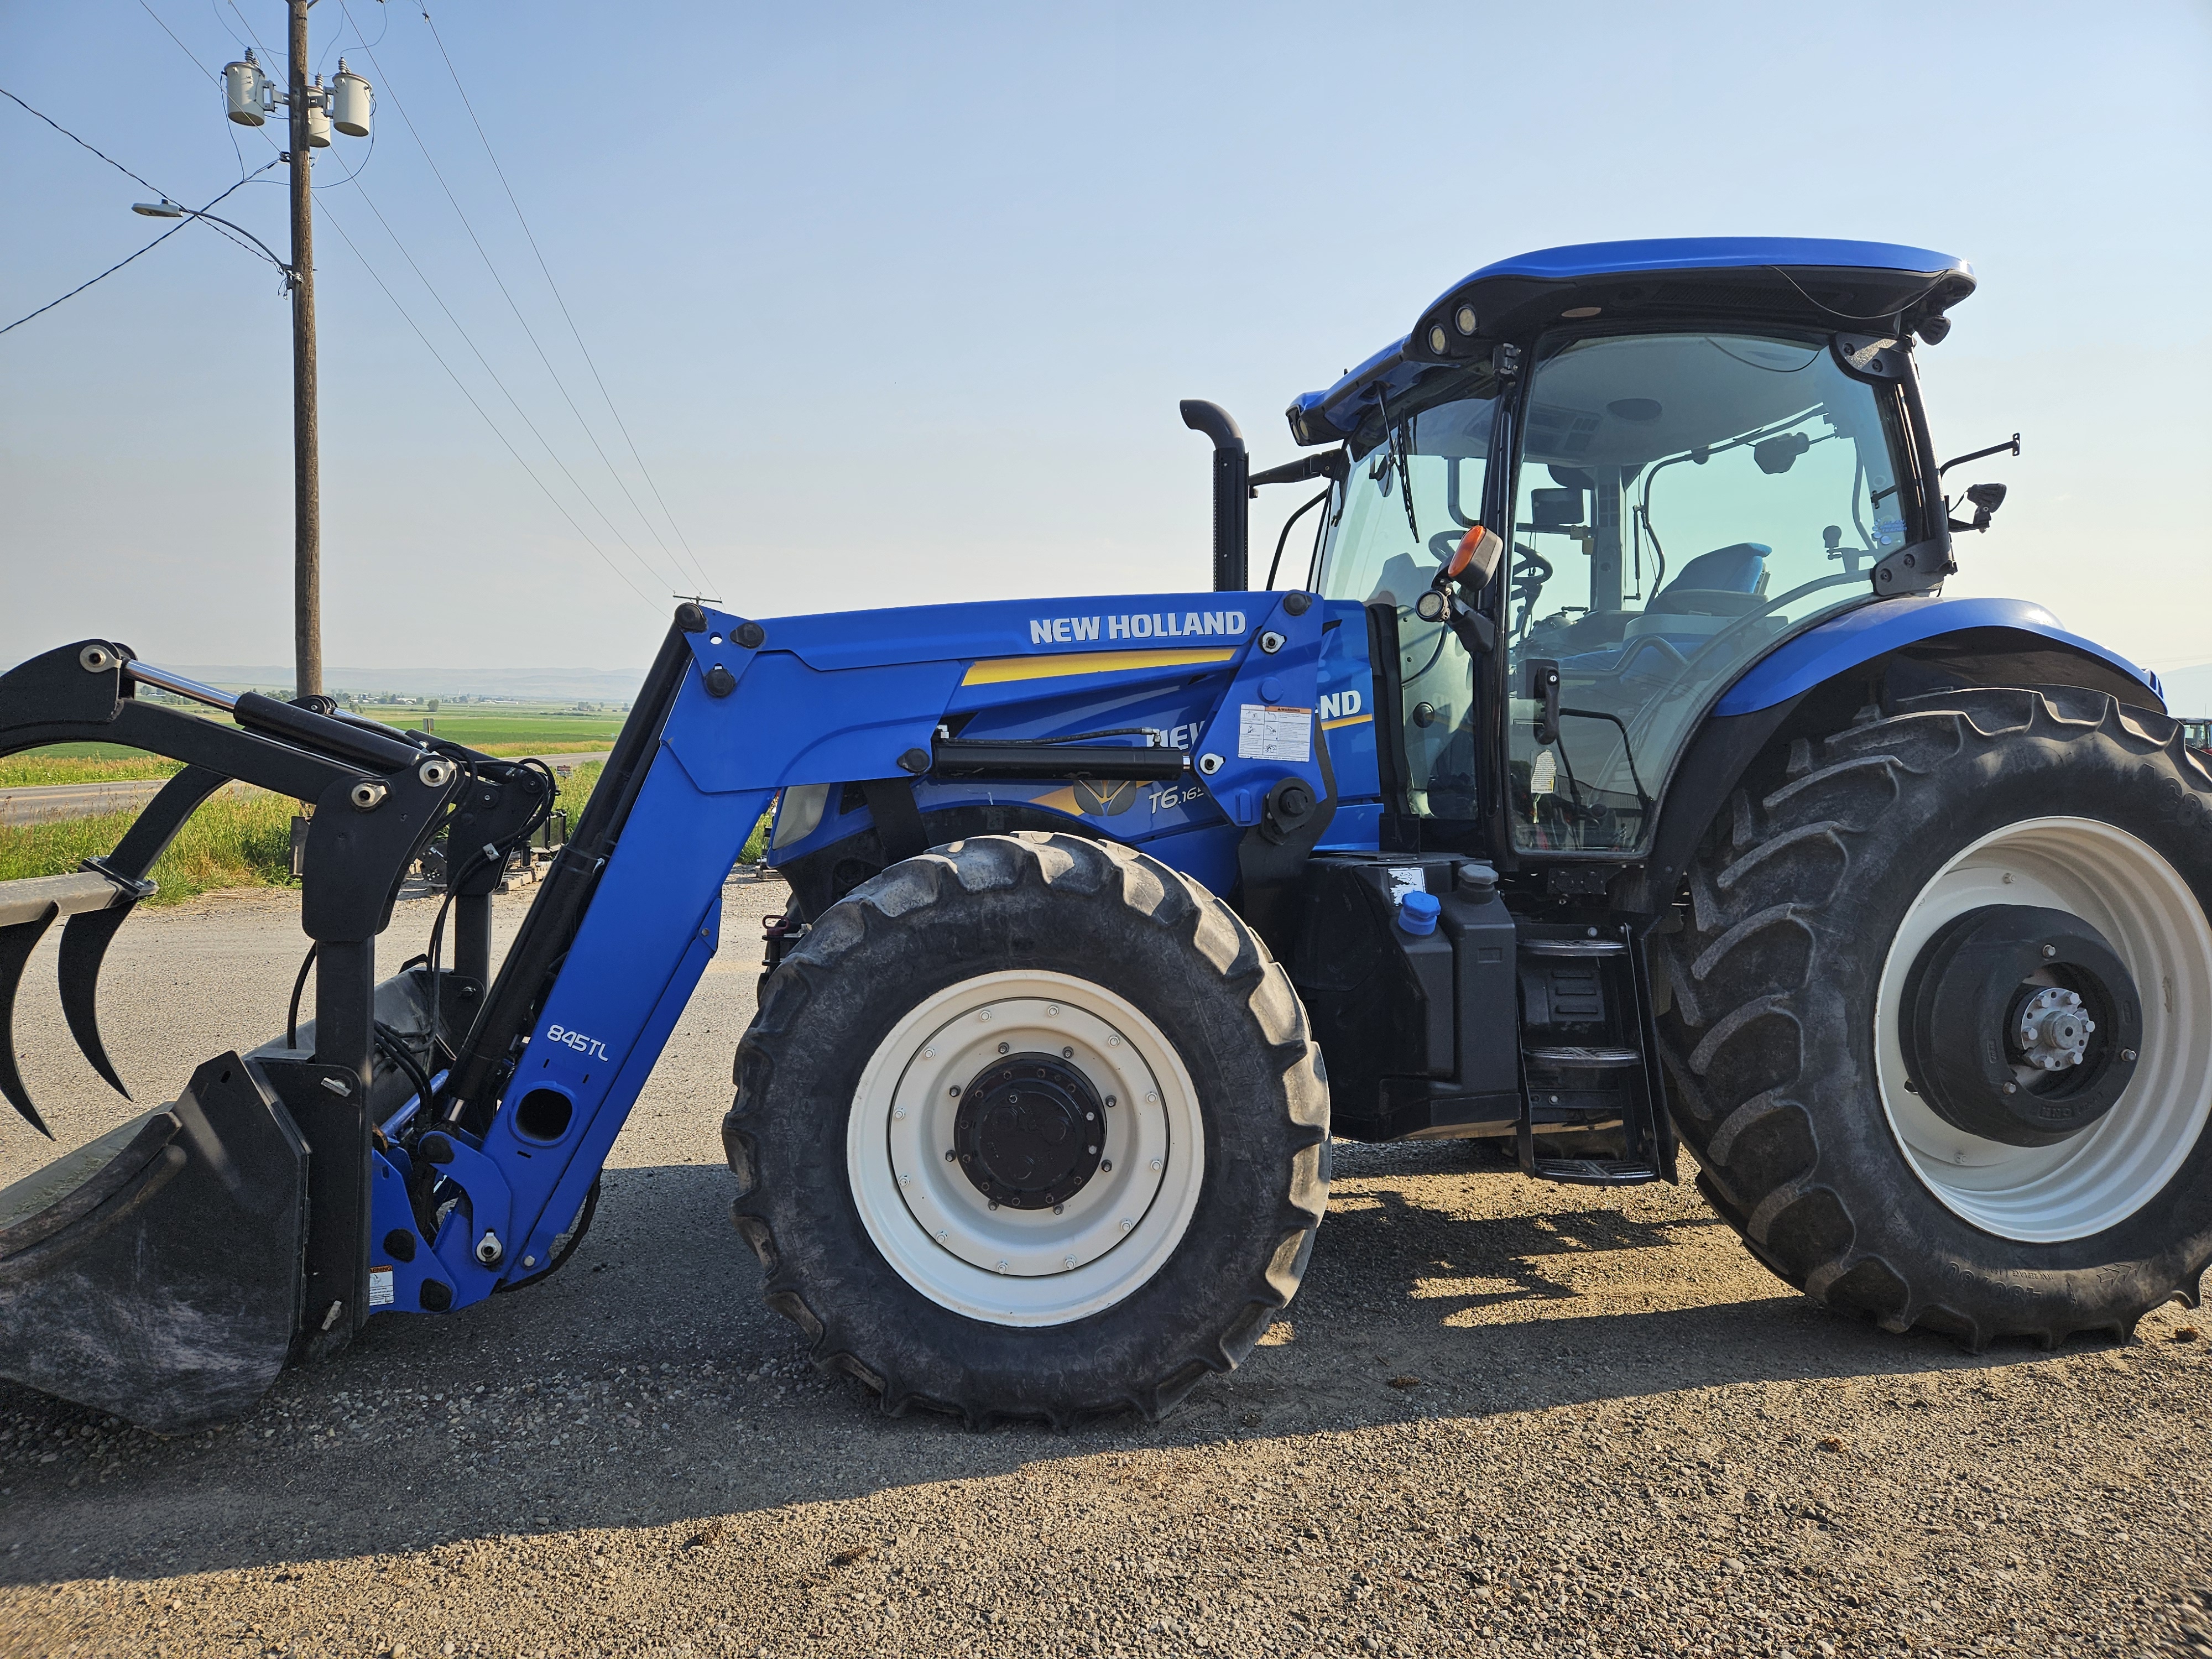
1237,704,1312,763
1530,749,1558,796
1386,867,1427,903
369,1267,395,1308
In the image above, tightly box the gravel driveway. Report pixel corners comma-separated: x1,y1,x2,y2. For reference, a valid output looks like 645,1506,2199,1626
0,881,2206,1658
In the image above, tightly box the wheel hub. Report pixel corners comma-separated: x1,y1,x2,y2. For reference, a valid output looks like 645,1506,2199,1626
1900,902,2141,1148
954,1053,1106,1209
2013,985,2094,1072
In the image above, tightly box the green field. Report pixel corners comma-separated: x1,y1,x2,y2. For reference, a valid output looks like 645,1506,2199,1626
1,711,620,788
0,760,779,905
0,764,611,906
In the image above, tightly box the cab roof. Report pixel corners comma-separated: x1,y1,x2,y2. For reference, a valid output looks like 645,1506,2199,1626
1288,237,1975,448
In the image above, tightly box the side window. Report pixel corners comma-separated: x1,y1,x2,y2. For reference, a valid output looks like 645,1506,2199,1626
1504,332,1905,852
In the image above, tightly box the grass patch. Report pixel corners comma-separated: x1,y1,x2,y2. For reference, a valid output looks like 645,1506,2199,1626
0,759,765,908
0,789,296,905
1,749,189,787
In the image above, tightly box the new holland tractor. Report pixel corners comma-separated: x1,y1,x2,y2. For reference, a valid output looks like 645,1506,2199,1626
3,238,2208,1433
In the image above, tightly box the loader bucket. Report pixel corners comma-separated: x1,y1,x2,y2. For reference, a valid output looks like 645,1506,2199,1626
0,1053,309,1433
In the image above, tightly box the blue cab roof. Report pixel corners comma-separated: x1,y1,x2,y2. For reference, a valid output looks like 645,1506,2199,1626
1289,236,1975,448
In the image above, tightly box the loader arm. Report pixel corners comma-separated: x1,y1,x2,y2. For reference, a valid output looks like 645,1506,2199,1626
0,592,1371,1427
389,588,1365,1315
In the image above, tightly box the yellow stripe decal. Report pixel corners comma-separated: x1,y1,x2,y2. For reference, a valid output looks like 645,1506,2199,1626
1322,713,1373,731
961,647,1236,687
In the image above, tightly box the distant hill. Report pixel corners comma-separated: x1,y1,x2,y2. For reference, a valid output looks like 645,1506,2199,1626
168,665,648,701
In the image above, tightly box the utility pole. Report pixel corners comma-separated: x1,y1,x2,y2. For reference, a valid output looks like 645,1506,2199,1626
221,27,371,700
286,0,320,700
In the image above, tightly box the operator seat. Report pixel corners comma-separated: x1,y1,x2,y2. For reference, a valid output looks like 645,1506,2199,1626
1645,542,1771,617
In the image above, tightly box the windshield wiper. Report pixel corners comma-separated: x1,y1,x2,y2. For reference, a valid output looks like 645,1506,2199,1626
1374,384,1420,546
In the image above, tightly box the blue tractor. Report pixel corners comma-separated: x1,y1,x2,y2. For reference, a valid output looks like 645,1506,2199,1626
3,238,2208,1432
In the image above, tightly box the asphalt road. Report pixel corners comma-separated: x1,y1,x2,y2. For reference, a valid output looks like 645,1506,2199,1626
0,882,2206,1658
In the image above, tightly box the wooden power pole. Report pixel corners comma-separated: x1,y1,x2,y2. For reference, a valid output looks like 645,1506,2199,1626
286,0,321,700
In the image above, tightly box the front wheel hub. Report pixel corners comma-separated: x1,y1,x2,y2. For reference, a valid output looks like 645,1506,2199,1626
1901,904,2141,1147
954,1053,1106,1209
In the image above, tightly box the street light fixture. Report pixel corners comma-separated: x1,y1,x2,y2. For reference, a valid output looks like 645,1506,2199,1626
129,201,295,287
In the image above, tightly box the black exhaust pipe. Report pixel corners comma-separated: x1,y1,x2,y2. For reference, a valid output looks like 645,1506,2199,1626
1180,400,1248,592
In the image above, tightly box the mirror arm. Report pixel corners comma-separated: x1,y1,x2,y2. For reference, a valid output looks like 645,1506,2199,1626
1937,432,2021,477
1248,450,1348,493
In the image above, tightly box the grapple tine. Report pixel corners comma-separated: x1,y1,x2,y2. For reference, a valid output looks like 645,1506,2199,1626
58,905,135,1098
0,905,59,1138
51,764,229,1102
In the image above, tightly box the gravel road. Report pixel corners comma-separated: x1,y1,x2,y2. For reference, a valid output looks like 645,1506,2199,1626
0,881,2206,1658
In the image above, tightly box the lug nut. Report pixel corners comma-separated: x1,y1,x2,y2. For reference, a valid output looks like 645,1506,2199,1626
998,1041,1010,1055
945,1149,957,1161
1100,1160,1113,1172
1062,1046,1074,1059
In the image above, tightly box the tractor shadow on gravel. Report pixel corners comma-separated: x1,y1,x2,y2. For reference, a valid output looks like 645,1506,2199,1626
0,1147,2115,1586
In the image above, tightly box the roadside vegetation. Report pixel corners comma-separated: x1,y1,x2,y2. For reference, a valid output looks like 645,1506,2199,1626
0,762,776,905
0,789,296,905
0,752,188,788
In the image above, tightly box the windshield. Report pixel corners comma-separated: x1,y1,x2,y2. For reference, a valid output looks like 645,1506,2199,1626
1314,384,1496,817
1505,330,1912,853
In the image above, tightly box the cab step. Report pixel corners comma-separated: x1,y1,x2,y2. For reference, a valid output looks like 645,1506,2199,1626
1514,921,1674,1187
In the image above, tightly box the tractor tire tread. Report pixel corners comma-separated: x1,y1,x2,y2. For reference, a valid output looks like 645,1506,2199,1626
1658,685,2212,1350
723,831,1328,1428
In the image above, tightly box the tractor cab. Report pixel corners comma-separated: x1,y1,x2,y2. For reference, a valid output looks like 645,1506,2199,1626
1301,239,1971,862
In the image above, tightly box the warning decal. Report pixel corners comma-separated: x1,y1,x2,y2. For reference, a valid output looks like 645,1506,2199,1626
1237,705,1313,763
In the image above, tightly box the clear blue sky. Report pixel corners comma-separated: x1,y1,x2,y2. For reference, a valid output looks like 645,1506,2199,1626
3,2,2207,686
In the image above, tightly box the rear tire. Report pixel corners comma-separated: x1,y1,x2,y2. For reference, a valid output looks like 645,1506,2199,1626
724,832,1329,1425
1658,686,2212,1348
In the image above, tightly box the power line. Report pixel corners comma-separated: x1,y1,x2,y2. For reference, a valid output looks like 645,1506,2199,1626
317,201,666,617
342,2,703,599
339,173,686,603
0,84,168,196
131,4,657,622
0,164,279,337
415,2,718,598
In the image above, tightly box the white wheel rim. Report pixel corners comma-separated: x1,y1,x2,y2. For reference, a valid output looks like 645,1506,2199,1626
1875,816,2212,1242
845,969,1204,1326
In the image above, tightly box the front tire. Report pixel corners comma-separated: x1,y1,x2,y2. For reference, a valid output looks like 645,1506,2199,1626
1659,686,2212,1348
723,832,1329,1425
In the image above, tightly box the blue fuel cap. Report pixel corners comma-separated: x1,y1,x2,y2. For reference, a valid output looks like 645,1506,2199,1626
1397,890,1440,936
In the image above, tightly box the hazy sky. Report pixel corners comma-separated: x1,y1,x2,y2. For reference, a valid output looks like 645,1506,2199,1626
3,2,2207,685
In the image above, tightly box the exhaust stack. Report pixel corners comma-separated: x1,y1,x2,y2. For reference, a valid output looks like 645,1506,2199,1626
1180,400,1248,592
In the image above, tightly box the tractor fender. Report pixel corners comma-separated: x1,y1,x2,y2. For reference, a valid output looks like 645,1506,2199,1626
1713,594,2161,716
1639,596,2166,913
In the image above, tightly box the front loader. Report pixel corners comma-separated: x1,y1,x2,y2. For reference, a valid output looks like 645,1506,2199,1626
4,237,2209,1432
